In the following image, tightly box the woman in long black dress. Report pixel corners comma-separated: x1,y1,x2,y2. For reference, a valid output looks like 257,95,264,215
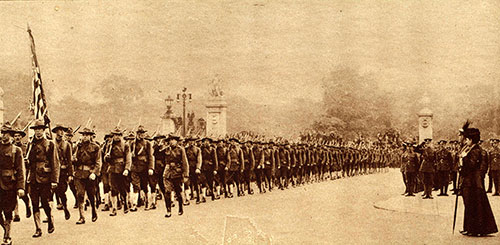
459,126,498,236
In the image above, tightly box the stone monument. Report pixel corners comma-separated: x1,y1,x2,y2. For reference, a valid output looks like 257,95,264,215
0,87,4,124
417,95,433,144
206,75,227,137
161,95,176,135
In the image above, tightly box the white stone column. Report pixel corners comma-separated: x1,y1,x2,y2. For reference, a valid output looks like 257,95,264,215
206,98,227,137
418,108,433,144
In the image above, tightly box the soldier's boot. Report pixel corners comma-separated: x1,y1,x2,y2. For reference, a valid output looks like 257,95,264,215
21,195,31,218
76,204,85,225
181,191,190,206
200,188,207,203
91,206,98,222
102,193,110,211
487,180,493,193
47,211,55,234
109,196,117,216
130,192,138,212
123,195,130,214
32,212,42,238
178,199,184,216
137,191,144,208
13,204,20,222
443,185,449,196
3,219,12,245
195,189,201,204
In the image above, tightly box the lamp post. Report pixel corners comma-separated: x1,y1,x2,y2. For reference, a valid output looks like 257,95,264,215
177,87,191,137
163,95,174,119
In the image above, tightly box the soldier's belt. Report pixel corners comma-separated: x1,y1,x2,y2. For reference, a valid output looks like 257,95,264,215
112,158,124,164
77,165,92,171
136,156,147,161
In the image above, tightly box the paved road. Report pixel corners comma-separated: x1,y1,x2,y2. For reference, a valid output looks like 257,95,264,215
10,169,500,244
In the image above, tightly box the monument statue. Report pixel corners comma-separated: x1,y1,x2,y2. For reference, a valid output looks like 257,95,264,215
209,75,224,98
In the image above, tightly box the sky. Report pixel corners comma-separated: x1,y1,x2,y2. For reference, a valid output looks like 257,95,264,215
1,0,499,107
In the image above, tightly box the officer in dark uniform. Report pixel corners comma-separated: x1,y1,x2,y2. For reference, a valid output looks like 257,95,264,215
419,139,436,199
163,134,189,217
200,138,219,200
488,139,500,196
73,128,102,224
435,140,452,196
129,126,154,211
104,127,132,216
51,124,72,220
11,128,30,222
26,119,59,237
401,142,419,196
0,122,25,245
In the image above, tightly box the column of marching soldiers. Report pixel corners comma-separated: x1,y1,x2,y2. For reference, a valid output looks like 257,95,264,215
0,119,399,244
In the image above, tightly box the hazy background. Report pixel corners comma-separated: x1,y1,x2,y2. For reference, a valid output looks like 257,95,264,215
1,0,500,140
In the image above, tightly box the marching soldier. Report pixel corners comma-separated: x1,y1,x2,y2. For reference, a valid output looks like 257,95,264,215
241,140,255,195
129,126,154,211
12,128,31,222
149,134,166,209
65,128,78,209
100,133,113,211
253,142,266,193
200,138,219,200
163,134,189,217
26,119,59,237
277,143,291,190
216,139,229,197
105,127,132,216
185,137,203,204
227,138,245,197
0,122,25,245
52,124,72,220
262,142,275,191
73,128,102,224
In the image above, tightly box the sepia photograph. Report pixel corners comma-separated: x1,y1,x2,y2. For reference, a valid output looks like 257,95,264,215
0,0,499,244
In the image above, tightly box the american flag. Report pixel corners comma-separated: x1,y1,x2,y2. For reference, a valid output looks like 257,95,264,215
27,25,50,126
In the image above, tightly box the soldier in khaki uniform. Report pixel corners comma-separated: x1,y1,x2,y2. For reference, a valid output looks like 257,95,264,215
129,126,154,211
227,138,245,197
12,128,31,222
0,122,25,245
73,128,102,224
26,119,59,238
200,138,219,200
51,124,72,220
185,137,202,204
149,134,166,209
163,134,189,217
104,127,132,216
